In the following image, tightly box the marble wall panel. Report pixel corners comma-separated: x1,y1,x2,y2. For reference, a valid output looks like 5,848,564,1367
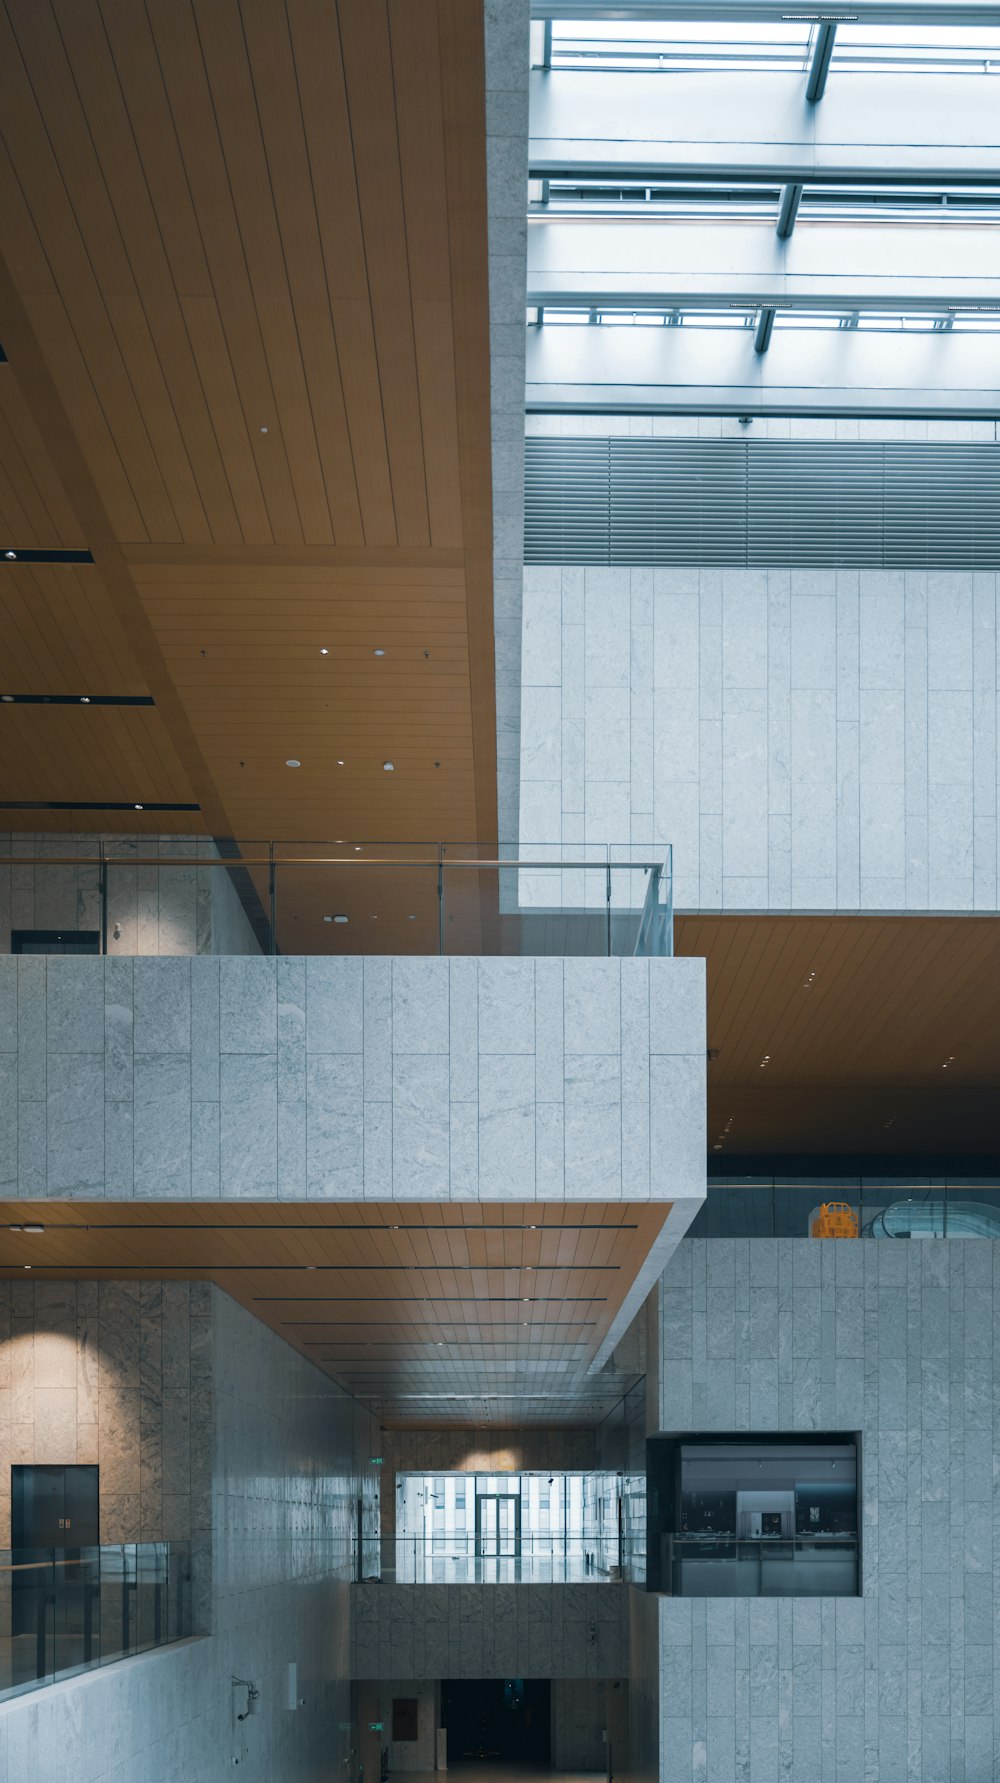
657,1239,1000,1782
520,569,1000,911
351,1582,627,1681
1,958,703,1203
0,1279,209,1549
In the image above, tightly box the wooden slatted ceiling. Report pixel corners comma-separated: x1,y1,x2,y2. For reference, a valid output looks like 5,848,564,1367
678,913,1000,1157
0,1201,669,1427
132,556,477,838
0,0,497,848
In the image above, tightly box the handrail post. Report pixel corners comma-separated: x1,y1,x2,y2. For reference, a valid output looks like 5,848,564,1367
268,842,277,956
605,850,612,957
437,845,445,956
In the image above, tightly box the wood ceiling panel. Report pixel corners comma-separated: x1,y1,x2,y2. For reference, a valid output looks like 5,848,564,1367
0,375,84,548
0,708,194,807
338,0,429,547
0,0,496,862
0,1201,669,1426
679,913,1000,1159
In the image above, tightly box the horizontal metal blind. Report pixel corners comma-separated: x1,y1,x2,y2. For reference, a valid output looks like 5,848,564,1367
524,437,609,562
746,441,885,568
883,446,1000,568
524,437,1000,568
611,439,747,565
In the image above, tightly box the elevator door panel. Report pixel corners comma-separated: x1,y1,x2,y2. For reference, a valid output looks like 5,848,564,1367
11,1466,100,1548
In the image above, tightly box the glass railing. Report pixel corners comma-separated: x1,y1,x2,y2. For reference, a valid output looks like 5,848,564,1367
365,1534,629,1585
657,1533,859,1598
0,1543,191,1701
1,841,673,959
691,1178,1000,1240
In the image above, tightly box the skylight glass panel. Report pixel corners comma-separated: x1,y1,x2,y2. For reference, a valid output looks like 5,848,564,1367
832,24,1000,74
546,19,1000,76
548,19,814,73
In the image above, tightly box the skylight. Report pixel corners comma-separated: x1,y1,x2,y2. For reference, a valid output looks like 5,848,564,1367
543,19,1000,74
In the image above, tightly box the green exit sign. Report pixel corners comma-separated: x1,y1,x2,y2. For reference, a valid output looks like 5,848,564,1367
369,1456,384,1465
369,1723,384,1733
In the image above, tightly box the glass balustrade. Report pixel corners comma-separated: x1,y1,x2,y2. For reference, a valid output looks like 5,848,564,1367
1,842,672,959
0,1542,191,1702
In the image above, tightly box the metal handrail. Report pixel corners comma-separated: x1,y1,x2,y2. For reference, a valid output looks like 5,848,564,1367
2,853,665,869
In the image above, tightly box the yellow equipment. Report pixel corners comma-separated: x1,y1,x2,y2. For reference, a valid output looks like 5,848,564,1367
809,1201,859,1239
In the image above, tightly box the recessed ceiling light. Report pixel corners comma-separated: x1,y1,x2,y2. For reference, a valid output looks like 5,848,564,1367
337,759,345,767
333,915,349,924
260,425,269,434
1,694,13,702
320,648,329,656
373,648,385,657
5,551,16,560
23,1224,44,1234
285,759,301,768
383,761,394,772
80,696,90,703
407,914,416,921
134,803,143,810
9,1224,22,1232
759,1054,770,1067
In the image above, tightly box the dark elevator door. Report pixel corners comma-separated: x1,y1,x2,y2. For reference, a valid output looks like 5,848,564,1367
12,1466,100,1547
10,1466,100,1658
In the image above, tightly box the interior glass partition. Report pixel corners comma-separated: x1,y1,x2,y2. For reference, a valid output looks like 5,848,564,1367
391,1471,622,1583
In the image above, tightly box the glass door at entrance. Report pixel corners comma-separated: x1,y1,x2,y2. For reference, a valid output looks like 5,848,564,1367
475,1494,521,1558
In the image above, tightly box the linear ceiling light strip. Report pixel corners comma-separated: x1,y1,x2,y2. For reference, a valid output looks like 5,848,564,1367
0,800,200,812
0,694,155,706
3,547,95,563
9,1220,635,1231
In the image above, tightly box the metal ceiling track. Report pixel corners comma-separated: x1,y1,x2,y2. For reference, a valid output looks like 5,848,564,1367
528,160,1000,188
530,2,1000,22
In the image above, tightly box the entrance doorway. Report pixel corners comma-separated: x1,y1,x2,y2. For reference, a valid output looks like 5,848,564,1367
441,1678,551,1766
475,1494,521,1559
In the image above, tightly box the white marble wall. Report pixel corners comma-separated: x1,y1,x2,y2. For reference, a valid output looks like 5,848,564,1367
351,1580,628,1680
0,1279,211,1551
0,954,705,1203
0,1288,380,1783
657,1239,1000,1783
520,567,1000,912
0,833,259,956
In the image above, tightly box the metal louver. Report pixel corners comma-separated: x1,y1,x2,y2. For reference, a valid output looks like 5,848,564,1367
524,437,1000,568
524,437,609,562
